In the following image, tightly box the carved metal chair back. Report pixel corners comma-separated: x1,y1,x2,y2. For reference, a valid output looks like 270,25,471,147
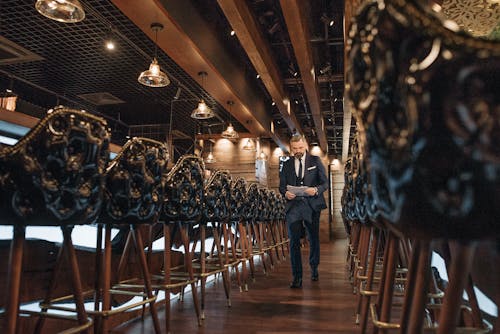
0,106,110,334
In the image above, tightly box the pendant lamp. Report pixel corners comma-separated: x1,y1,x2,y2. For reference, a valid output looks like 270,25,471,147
242,138,256,151
138,23,171,88
221,101,239,139
35,0,85,23
191,72,215,119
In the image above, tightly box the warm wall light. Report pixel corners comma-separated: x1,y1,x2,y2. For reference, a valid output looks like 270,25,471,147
35,0,85,23
191,72,215,119
331,158,341,171
138,23,171,88
257,151,268,161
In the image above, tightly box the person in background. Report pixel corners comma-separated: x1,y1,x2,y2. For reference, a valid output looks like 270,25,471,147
279,134,328,288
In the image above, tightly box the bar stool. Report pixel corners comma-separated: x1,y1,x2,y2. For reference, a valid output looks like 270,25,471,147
227,177,251,291
155,155,204,333
0,106,110,334
268,190,283,265
245,183,269,276
95,137,167,333
34,137,167,333
195,169,231,319
276,193,289,258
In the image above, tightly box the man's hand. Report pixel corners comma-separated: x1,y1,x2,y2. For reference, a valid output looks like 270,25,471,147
285,191,296,200
304,187,318,196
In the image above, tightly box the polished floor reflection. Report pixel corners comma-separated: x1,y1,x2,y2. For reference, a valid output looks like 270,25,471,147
113,239,360,334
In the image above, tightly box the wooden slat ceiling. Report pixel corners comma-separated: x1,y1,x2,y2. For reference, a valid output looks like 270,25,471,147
0,0,347,157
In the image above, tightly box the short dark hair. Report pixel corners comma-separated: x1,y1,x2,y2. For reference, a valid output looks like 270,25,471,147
290,133,305,143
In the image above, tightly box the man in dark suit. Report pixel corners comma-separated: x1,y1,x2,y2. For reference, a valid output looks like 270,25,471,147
279,134,328,288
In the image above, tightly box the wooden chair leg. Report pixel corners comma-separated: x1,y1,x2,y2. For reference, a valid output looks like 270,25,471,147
4,225,25,334
178,222,202,326
199,224,207,319
405,240,432,334
360,227,379,333
35,226,91,334
163,223,172,334
464,274,484,328
238,222,250,290
245,224,256,280
61,226,91,334
212,225,231,306
373,232,398,334
100,225,113,334
226,222,243,291
130,225,162,334
436,241,477,334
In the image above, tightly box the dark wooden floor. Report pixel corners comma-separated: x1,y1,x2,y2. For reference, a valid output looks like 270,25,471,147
112,238,361,334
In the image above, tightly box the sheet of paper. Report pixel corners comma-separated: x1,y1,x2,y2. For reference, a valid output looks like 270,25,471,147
287,185,310,196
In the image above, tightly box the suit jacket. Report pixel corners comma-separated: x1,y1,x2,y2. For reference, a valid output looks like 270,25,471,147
279,153,328,222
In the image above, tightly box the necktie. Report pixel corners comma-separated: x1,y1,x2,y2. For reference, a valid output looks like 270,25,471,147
297,158,303,186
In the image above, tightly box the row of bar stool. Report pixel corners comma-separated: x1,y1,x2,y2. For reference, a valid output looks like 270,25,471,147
0,106,288,333
344,0,499,333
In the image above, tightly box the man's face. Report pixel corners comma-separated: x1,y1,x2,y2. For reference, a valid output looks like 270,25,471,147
290,139,306,159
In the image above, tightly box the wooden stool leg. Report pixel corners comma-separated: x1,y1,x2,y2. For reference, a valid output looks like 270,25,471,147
238,222,250,291
405,240,432,334
399,239,420,333
212,226,231,306
179,222,202,326
246,224,256,280
130,225,162,334
101,225,113,334
360,227,378,333
464,274,484,328
61,226,90,334
94,224,104,313
200,224,207,320
34,235,66,334
163,224,172,334
227,222,243,291
373,232,398,334
4,225,25,334
437,241,476,334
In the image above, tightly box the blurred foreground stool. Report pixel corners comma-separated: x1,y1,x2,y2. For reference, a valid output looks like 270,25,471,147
346,0,500,332
0,106,110,334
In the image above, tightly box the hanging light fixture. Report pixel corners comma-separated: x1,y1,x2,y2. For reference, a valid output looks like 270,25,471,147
138,22,171,88
191,71,215,119
221,101,239,139
242,138,256,151
205,142,216,163
35,0,85,23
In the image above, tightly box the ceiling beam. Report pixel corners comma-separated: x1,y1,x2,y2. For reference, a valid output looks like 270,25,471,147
195,132,254,140
284,74,344,85
217,0,304,141
111,0,288,150
280,0,328,153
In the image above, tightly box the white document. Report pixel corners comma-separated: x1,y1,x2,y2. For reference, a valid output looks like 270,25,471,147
287,185,310,197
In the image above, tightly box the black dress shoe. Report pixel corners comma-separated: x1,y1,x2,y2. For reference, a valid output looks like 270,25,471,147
290,277,302,288
311,267,318,281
